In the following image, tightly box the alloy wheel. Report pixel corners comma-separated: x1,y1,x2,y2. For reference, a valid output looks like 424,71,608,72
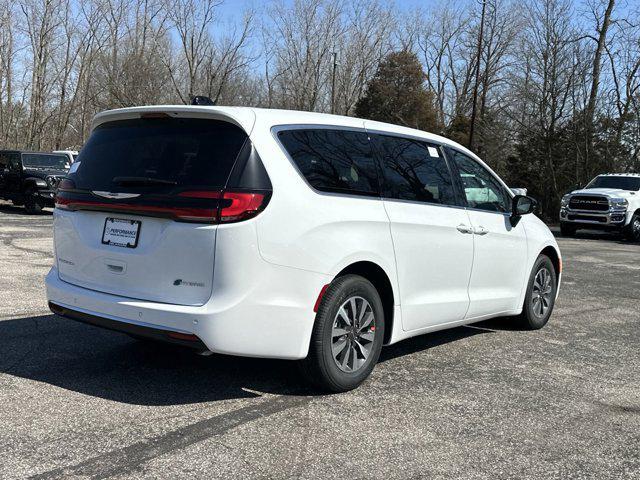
531,267,553,317
632,218,640,241
331,296,376,373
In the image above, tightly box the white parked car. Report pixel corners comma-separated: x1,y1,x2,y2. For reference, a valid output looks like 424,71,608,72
560,173,640,241
53,150,79,165
46,106,561,391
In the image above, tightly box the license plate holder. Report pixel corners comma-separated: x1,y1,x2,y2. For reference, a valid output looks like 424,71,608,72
102,218,141,248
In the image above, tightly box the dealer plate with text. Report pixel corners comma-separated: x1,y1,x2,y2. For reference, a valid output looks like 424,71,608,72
102,218,141,248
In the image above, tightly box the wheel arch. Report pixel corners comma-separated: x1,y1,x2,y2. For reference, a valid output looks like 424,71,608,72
334,261,396,345
540,245,561,279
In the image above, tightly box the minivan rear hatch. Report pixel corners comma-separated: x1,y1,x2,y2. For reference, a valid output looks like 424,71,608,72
54,113,270,306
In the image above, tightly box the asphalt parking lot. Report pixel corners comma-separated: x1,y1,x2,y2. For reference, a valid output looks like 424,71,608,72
0,201,638,479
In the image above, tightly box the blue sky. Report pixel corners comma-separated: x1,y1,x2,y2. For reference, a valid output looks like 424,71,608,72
215,0,636,22
216,0,430,20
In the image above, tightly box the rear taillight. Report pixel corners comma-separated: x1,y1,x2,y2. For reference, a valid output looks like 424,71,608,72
56,188,269,224
219,191,267,223
55,179,76,210
178,190,269,223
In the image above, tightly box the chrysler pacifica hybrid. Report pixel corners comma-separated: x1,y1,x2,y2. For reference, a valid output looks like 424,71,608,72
46,106,561,391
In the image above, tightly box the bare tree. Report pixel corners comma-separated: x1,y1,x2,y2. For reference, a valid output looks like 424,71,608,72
166,0,219,103
0,1,19,146
265,0,344,111
21,0,65,148
332,1,395,116
515,0,581,210
412,3,470,127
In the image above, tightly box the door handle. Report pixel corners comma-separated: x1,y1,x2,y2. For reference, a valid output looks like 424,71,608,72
456,224,473,234
474,226,489,235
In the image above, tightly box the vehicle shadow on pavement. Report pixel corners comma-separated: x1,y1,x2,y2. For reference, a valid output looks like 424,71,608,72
550,227,636,245
0,313,514,404
0,314,303,405
379,324,490,363
0,204,53,215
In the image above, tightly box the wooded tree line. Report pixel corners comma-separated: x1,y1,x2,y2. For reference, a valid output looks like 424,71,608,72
0,0,638,216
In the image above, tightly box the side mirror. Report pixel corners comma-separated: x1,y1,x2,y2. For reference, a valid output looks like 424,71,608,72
510,195,537,226
510,187,527,196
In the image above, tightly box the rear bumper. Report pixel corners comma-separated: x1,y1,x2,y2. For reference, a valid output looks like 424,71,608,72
45,265,329,360
48,301,208,349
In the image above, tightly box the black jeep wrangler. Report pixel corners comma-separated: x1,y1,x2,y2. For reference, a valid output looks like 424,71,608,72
0,150,70,213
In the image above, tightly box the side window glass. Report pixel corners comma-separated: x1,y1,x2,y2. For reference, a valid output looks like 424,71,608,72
278,129,378,195
0,154,7,170
8,155,20,171
449,150,510,212
373,134,456,205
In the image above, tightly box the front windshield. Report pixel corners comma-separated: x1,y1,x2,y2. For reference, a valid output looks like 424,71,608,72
22,153,69,170
586,175,640,191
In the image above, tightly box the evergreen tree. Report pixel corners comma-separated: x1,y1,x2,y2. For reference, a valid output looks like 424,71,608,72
355,51,439,132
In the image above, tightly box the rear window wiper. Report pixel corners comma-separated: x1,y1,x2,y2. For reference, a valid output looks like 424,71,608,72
112,176,178,186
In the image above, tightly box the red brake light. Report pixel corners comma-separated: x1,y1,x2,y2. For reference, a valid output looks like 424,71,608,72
140,112,171,119
176,190,268,223
219,191,266,223
55,188,269,223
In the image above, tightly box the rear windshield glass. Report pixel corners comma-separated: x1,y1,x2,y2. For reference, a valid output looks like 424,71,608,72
586,176,640,191
71,118,247,192
22,154,69,170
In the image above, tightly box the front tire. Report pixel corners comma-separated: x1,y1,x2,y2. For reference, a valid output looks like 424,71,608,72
518,255,557,330
623,213,640,242
300,275,385,392
24,190,44,214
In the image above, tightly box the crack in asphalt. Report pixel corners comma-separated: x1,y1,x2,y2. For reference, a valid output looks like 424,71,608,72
1,234,54,259
29,394,312,480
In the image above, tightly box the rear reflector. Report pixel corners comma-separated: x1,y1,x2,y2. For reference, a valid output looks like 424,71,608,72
313,284,330,312
167,331,200,342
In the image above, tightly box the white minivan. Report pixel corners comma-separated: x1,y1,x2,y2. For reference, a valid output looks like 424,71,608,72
46,106,561,391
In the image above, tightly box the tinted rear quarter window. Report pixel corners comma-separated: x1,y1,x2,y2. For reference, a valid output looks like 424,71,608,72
277,129,379,196
373,134,456,205
71,118,248,192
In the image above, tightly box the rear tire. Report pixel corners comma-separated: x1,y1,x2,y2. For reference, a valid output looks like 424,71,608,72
24,190,44,214
300,274,385,392
623,213,640,242
517,255,557,330
560,222,576,237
